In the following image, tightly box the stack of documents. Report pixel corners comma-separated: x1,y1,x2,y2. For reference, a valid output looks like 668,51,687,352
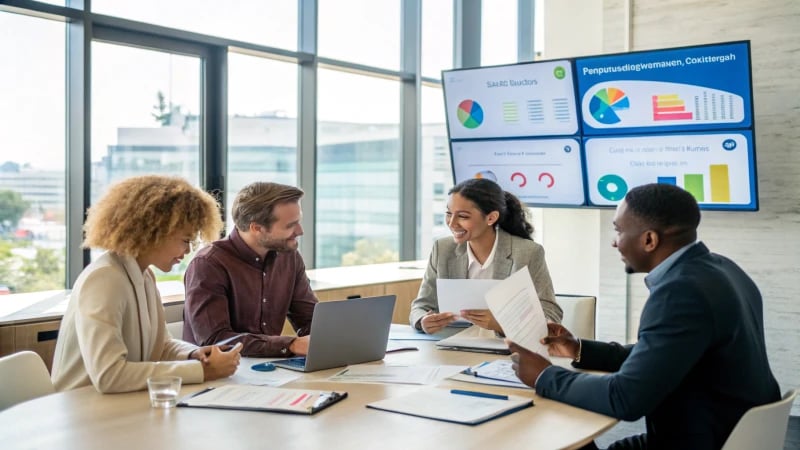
367,387,533,425
450,360,529,389
435,326,510,354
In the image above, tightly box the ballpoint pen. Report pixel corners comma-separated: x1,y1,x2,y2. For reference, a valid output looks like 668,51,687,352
450,389,509,400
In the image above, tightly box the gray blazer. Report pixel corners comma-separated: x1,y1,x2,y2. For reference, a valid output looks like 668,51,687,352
409,228,561,329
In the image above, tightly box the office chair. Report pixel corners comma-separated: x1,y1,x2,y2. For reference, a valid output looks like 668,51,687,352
0,350,55,410
166,320,184,339
721,388,797,450
557,295,597,340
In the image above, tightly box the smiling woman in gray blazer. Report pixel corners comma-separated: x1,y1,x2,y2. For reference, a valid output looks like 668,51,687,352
410,178,562,334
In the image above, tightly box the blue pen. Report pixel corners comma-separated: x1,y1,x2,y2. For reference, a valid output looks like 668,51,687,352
450,389,509,400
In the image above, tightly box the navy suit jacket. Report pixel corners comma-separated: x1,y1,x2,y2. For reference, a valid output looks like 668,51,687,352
535,242,779,450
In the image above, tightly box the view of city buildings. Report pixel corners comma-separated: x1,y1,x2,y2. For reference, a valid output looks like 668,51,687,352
0,113,452,293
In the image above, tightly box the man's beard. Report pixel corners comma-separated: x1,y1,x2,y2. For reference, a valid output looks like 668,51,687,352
258,236,298,252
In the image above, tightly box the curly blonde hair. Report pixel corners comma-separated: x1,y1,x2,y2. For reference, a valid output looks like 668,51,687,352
83,175,223,257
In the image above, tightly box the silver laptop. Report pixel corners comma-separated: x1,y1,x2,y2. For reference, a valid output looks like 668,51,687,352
271,295,396,372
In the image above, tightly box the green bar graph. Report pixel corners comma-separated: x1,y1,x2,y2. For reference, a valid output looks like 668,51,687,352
684,174,704,201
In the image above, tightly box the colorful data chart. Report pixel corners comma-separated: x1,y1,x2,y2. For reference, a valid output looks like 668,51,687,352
457,99,484,129
652,94,693,121
658,164,730,203
589,88,630,125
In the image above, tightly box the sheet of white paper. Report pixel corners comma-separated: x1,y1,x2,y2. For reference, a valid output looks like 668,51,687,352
229,360,302,386
470,360,524,384
437,279,501,326
181,385,326,413
329,364,467,385
484,267,550,356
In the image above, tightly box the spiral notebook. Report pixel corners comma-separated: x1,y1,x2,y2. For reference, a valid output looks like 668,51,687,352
177,385,347,415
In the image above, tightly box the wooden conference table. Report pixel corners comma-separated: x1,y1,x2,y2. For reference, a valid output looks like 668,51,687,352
0,330,616,450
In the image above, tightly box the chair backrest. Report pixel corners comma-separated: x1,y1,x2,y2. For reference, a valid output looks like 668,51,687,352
166,320,184,339
721,389,797,450
557,295,596,340
0,351,56,410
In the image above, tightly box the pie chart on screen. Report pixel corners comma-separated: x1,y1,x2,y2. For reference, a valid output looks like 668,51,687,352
457,99,484,129
589,88,630,124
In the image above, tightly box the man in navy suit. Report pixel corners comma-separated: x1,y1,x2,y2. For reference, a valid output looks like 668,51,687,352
509,183,780,450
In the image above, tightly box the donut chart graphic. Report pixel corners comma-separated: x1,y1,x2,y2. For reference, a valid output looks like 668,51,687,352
597,174,628,201
457,99,484,129
589,88,630,124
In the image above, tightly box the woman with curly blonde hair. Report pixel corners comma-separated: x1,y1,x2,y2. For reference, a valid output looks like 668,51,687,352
51,175,242,393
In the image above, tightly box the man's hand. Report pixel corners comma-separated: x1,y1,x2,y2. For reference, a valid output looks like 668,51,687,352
420,311,456,334
507,341,552,388
541,323,580,358
460,309,502,333
289,336,310,356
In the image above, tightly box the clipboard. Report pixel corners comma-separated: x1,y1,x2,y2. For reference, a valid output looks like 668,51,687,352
366,387,533,425
177,385,347,415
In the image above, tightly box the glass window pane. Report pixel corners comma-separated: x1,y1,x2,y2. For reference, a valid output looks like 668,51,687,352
227,52,298,231
318,0,401,70
92,0,298,51
535,0,544,59
316,69,400,268
422,0,454,79
0,12,66,294
481,1,518,66
421,0,453,79
418,85,451,258
91,41,201,279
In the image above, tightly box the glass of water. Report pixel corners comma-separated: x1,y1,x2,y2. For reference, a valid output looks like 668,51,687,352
147,376,182,408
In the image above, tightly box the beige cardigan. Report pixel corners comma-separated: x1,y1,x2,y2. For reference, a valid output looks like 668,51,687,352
51,252,203,393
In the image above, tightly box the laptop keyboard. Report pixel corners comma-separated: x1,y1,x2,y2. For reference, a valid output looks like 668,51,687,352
280,357,306,368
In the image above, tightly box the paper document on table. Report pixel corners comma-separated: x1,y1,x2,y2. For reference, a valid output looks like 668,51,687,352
229,362,301,387
484,267,549,356
435,326,510,354
329,364,467,385
178,385,347,415
366,386,533,425
451,360,529,388
437,278,501,319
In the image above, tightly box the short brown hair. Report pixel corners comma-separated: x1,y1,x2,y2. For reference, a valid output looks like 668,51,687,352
83,175,223,257
232,182,304,231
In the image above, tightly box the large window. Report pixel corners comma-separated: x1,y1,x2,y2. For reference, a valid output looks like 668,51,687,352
0,2,530,296
318,0,401,70
481,0,518,66
91,41,202,279
227,52,298,233
92,0,298,51
422,0,454,79
0,12,66,294
316,68,401,268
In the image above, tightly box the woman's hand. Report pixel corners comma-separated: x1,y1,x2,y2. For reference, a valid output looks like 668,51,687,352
420,311,456,334
199,343,243,381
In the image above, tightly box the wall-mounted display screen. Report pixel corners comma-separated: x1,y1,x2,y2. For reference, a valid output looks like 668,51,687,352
442,40,758,211
451,138,585,206
443,59,578,140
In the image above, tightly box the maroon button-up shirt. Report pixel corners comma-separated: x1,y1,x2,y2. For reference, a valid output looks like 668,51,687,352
183,228,318,357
